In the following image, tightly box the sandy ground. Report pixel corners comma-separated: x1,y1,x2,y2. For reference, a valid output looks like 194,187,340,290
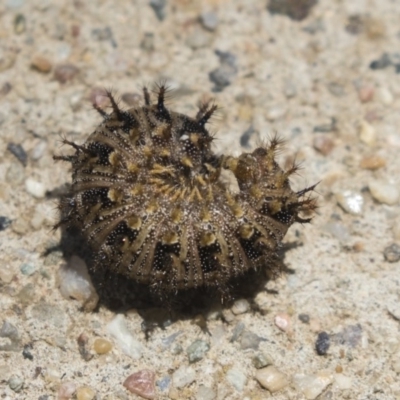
1,0,400,399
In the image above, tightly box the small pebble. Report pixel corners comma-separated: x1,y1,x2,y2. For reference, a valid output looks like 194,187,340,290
76,386,96,400
334,374,352,390
359,120,376,145
313,135,334,155
123,370,156,400
58,382,77,400
149,0,167,21
7,142,27,166
14,13,26,34
335,190,364,215
315,332,330,355
58,255,99,311
31,141,47,160
332,324,362,348
22,344,33,360
0,81,12,96
375,87,393,105
94,338,112,354
313,118,336,133
231,298,250,315
267,0,317,21
293,371,333,400
107,314,142,359
240,330,263,350
265,105,287,121
209,50,237,92
369,53,391,70
156,376,171,392
200,11,219,31
20,262,36,276
230,322,245,342
6,162,25,184
357,85,374,103
8,375,24,392
187,339,210,363
253,291,270,313
252,353,272,369
383,243,400,263
141,32,155,51
25,178,46,198
0,216,12,231
298,313,310,323
359,155,386,170
369,180,399,205
274,313,292,332
0,263,16,283
196,384,216,400
226,367,246,392
54,63,79,84
186,27,211,49
172,365,195,389
18,283,35,305
255,366,289,393
31,55,53,73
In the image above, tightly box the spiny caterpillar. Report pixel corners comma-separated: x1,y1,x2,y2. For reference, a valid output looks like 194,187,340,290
54,84,317,300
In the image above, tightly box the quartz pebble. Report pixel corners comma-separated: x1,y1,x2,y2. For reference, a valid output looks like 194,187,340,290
335,190,364,215
359,120,376,145
58,255,99,311
156,376,170,392
357,85,374,103
293,371,333,399
265,105,287,121
369,180,399,205
107,314,142,359
94,338,113,354
172,365,195,389
226,367,246,392
334,374,352,390
196,385,216,400
255,366,289,393
360,155,386,170
58,382,77,400
274,313,292,332
25,178,46,198
123,370,156,399
187,339,210,363
231,298,250,315
375,87,393,105
76,386,96,400
383,243,400,263
31,55,52,73
0,263,16,283
8,375,24,392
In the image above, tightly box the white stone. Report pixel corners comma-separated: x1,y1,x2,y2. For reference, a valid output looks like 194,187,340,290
25,178,46,198
226,368,246,391
293,371,333,400
369,180,399,205
335,190,364,215
231,299,250,315
376,87,393,105
334,374,352,390
196,385,216,400
265,105,287,121
255,366,289,393
359,120,376,145
0,263,16,283
107,314,142,360
172,365,195,389
57,256,99,311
